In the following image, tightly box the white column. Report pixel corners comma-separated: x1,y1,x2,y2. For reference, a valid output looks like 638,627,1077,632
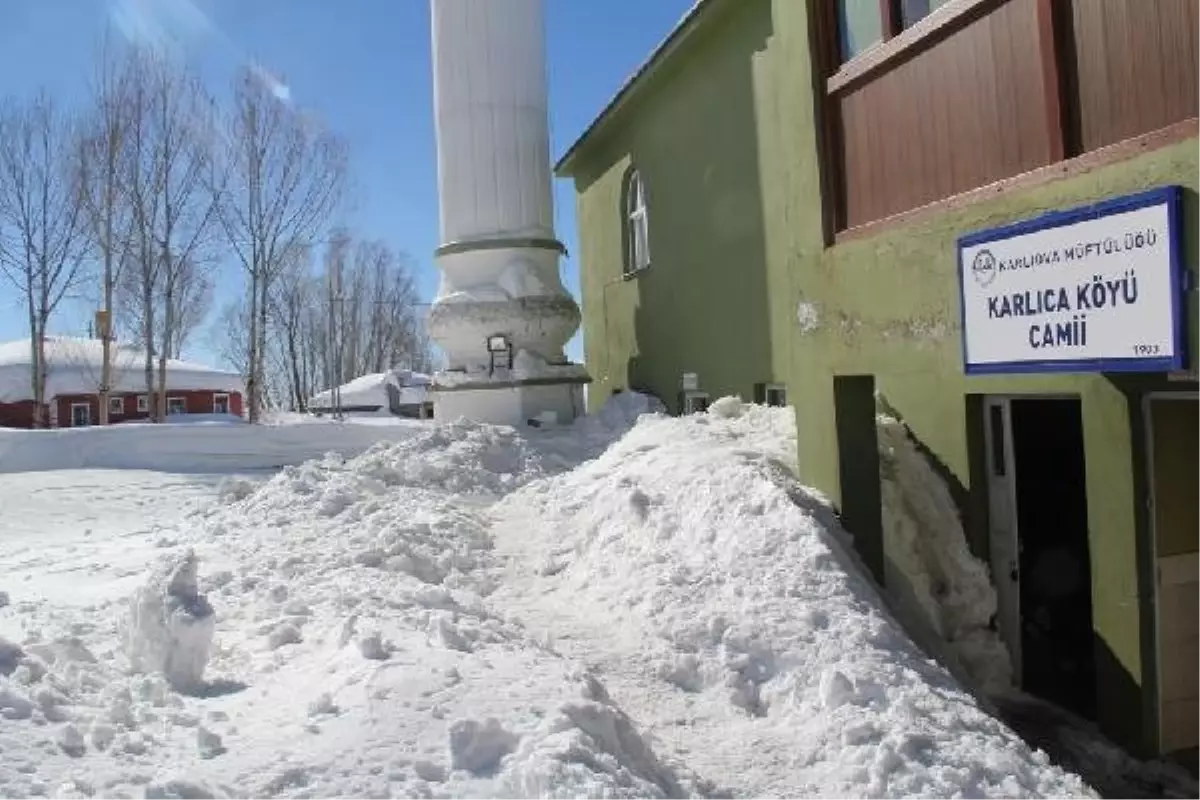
432,0,554,245
426,0,588,425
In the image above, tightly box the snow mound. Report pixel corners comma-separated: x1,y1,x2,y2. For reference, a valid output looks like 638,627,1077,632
0,393,695,798
877,411,1013,691
123,551,216,693
491,397,1094,798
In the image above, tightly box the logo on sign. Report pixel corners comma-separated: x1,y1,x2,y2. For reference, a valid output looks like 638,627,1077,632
971,249,997,287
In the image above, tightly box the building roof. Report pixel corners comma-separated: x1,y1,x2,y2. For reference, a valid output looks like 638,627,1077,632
0,336,244,403
554,0,718,176
307,369,431,411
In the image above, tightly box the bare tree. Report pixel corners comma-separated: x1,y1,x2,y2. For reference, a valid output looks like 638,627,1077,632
110,51,223,422
330,235,429,379
266,242,316,411
257,229,428,414
207,296,250,377
220,68,347,423
167,256,214,358
144,59,224,421
0,92,89,427
119,53,166,420
75,38,138,424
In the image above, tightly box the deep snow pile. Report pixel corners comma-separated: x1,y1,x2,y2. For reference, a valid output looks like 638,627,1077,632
489,398,1093,799
0,392,1092,799
876,411,1013,692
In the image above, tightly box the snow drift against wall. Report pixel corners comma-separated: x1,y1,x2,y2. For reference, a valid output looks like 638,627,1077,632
876,411,1014,692
489,397,1091,798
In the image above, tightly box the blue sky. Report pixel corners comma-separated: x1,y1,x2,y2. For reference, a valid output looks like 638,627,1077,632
0,0,694,365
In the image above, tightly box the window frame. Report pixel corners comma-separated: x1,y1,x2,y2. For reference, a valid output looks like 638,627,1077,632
137,394,149,413
622,167,651,277
167,396,188,416
753,382,789,407
835,0,955,67
212,393,230,415
108,396,124,416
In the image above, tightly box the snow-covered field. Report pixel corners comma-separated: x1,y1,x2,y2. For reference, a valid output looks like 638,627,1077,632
0,395,1104,798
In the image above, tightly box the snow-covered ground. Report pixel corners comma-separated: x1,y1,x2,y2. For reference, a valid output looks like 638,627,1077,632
0,394,1180,798
0,471,266,630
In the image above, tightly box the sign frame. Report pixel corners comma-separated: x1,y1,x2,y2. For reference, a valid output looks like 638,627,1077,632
956,185,1188,376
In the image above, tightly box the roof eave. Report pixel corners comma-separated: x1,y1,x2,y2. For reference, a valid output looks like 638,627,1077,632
554,0,719,178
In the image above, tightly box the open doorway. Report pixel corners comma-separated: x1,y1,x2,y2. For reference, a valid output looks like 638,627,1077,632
984,396,1095,719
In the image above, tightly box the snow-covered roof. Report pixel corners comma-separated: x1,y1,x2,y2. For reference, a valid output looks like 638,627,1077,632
554,0,714,175
0,337,244,403
307,369,431,410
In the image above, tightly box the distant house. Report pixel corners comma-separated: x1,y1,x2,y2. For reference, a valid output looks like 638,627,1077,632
0,336,245,428
308,369,433,419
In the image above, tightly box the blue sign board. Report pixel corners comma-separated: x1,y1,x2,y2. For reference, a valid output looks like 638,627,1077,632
957,186,1188,375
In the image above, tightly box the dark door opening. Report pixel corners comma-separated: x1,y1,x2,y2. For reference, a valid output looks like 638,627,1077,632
834,375,883,585
1010,397,1095,720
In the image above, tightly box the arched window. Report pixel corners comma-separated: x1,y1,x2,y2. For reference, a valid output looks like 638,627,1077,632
623,168,650,275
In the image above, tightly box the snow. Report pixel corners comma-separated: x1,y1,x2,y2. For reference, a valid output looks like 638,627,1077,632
876,410,1013,692
0,337,243,403
0,392,1106,798
0,417,428,473
122,552,217,694
488,400,1087,798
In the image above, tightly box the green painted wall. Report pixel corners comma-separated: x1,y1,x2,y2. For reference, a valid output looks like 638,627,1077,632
569,0,800,412
787,142,1198,754
562,0,1198,755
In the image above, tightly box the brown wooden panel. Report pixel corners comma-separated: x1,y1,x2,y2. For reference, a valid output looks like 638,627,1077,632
1069,0,1200,153
837,0,1056,228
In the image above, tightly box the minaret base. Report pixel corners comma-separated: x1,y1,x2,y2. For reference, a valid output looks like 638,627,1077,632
431,370,589,427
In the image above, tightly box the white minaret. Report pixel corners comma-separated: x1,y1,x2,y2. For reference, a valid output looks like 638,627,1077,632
426,0,589,426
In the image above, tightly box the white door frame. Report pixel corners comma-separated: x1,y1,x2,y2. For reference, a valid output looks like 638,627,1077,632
1142,390,1199,753
984,396,1022,684
70,402,91,427
982,392,1082,688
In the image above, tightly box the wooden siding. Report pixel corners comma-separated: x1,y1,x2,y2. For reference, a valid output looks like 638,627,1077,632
54,390,243,428
836,0,1055,228
826,0,1200,231
0,400,42,429
1066,0,1200,154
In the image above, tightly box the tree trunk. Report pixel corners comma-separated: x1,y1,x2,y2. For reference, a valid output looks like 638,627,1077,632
245,272,259,423
27,300,43,428
98,217,115,426
257,275,270,418
157,284,173,423
286,320,304,412
36,318,50,428
143,278,156,422
99,331,112,424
